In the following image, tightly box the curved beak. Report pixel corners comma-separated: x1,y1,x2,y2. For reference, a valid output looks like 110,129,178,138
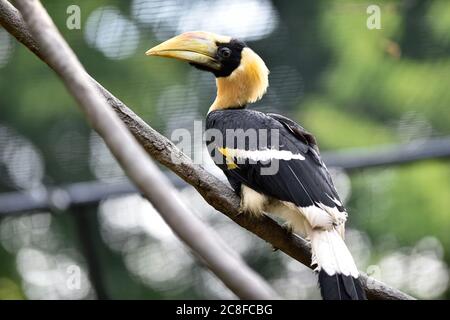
146,31,229,70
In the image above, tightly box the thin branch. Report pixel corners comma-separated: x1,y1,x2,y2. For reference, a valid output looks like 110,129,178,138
13,0,279,300
1,0,414,300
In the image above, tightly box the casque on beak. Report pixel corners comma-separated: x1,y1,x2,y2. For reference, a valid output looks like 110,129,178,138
146,31,230,70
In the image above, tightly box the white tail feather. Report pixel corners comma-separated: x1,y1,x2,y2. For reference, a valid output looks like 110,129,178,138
310,228,359,278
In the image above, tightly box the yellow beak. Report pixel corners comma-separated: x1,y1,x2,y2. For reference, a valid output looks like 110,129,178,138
146,31,230,70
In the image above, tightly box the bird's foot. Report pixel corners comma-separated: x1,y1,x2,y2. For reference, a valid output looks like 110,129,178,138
234,206,244,218
282,222,294,235
272,223,293,252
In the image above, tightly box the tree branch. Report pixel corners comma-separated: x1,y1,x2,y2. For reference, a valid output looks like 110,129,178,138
12,0,279,300
1,0,414,300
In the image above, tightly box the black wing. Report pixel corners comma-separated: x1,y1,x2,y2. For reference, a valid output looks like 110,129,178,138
206,109,345,212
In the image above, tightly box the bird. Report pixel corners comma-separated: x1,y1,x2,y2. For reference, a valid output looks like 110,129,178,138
146,31,367,300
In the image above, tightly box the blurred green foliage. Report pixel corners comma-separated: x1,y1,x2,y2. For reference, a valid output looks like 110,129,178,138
0,0,449,299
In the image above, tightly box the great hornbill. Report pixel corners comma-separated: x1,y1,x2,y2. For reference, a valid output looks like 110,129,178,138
147,31,366,300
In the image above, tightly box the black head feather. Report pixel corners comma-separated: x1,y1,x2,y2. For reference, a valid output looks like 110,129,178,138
190,39,246,77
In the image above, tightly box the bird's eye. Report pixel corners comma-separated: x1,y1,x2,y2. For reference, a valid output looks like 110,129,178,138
218,47,232,58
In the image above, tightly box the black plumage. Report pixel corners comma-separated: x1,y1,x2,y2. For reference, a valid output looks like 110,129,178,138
206,108,367,301
319,270,366,300
190,39,246,77
206,108,345,213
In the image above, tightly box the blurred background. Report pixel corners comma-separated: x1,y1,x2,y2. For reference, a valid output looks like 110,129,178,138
0,0,449,299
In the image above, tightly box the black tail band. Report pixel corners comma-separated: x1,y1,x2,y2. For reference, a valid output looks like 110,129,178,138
318,270,367,300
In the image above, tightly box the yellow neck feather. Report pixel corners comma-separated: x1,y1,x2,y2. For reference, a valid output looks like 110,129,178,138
209,48,269,112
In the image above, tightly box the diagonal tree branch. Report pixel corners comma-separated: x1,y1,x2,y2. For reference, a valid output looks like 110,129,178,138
12,0,279,300
1,0,413,300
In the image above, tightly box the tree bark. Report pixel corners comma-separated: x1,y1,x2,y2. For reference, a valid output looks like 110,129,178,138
12,0,280,300
0,0,414,300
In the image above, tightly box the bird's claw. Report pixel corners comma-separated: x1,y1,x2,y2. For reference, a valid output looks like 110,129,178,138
234,204,245,218
282,222,293,235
